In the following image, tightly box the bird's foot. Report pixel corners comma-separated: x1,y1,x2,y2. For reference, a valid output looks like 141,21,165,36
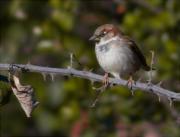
126,76,135,90
92,72,109,91
102,72,109,88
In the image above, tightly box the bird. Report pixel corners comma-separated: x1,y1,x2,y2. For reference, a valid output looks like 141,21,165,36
89,24,151,87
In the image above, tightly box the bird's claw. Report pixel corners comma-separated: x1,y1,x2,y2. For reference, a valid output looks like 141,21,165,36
126,76,135,90
102,73,109,88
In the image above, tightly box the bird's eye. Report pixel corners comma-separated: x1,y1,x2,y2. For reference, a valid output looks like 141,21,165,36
100,31,107,37
103,31,107,34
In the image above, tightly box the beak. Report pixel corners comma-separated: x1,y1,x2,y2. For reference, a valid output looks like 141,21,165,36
89,35,99,41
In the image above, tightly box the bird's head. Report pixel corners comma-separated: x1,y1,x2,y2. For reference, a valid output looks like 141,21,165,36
89,24,122,43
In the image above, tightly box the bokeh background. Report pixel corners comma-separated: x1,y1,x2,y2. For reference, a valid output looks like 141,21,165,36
0,0,180,137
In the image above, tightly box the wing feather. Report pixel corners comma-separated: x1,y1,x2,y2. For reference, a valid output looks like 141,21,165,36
123,36,150,71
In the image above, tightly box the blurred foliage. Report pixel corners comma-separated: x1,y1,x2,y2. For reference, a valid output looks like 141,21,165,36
0,0,180,137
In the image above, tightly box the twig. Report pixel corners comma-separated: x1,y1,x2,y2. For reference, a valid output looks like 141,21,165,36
69,53,83,69
147,50,155,85
0,64,180,102
70,53,73,68
91,81,108,107
90,90,103,108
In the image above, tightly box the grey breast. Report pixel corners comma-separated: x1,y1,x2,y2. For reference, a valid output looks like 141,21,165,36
95,41,113,53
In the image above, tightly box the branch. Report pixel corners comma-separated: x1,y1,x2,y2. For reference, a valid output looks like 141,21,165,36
0,63,180,103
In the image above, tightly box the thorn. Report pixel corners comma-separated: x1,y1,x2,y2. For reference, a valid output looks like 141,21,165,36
92,86,97,90
156,94,161,102
50,73,55,81
90,90,102,108
158,96,161,102
90,100,98,108
73,53,83,68
147,50,155,85
25,62,31,71
27,61,31,65
90,79,95,83
92,86,105,92
42,73,47,81
150,50,155,65
90,97,98,108
33,101,40,108
168,97,173,107
89,68,94,72
157,81,163,87
70,53,73,68
131,89,134,96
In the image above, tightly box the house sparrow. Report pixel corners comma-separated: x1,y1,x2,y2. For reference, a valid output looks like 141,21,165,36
89,24,151,86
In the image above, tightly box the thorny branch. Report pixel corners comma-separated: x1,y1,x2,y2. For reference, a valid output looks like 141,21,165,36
0,63,180,104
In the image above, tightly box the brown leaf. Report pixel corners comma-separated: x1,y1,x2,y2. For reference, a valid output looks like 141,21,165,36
10,73,39,117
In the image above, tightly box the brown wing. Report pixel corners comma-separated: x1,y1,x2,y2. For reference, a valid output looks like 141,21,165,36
123,36,150,71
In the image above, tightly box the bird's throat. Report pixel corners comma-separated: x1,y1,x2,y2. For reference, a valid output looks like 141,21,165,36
96,36,119,47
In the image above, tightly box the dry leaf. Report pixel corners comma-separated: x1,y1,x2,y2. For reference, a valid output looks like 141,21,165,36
10,73,39,117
